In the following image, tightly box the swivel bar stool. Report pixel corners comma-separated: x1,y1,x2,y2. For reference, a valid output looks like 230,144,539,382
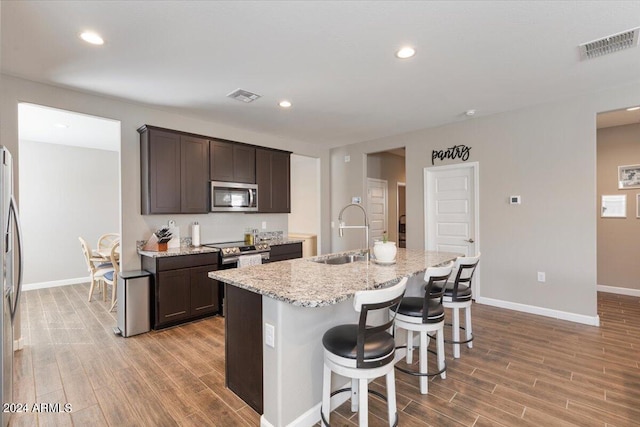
436,253,480,358
321,277,407,427
393,262,453,394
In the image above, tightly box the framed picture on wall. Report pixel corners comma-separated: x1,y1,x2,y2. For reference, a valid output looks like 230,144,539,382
618,164,640,189
601,195,626,218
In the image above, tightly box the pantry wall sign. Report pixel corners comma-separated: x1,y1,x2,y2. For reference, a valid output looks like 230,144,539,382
432,144,471,165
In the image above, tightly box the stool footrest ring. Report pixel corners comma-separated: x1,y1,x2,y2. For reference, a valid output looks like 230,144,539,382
320,387,399,427
393,345,447,377
444,323,474,345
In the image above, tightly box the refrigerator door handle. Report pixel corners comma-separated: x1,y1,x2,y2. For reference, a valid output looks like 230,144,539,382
9,195,23,321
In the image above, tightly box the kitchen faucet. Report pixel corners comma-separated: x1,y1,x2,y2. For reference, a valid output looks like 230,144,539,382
338,203,370,257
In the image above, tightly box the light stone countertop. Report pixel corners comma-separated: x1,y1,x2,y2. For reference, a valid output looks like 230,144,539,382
208,248,461,307
137,238,301,258
138,245,220,258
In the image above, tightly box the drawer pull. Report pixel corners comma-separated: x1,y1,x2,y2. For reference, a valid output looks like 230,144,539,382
165,311,187,318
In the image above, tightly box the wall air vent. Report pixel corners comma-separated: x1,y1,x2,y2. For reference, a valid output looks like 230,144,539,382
579,27,639,60
226,88,262,103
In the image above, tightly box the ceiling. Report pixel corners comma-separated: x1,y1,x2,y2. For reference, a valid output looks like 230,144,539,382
18,104,120,151
2,1,640,148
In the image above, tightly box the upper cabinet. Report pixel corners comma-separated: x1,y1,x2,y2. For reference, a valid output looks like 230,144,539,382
256,148,291,213
139,126,209,214
139,125,290,215
210,140,256,184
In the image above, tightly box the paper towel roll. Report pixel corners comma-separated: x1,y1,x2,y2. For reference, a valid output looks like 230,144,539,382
192,222,200,247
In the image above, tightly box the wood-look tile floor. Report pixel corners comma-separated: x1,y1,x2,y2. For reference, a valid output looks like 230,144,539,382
9,284,640,426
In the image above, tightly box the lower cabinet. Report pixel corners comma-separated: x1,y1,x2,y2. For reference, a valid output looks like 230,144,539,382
268,242,303,262
142,253,220,329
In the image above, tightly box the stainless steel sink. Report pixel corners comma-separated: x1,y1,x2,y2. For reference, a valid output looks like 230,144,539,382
312,253,368,265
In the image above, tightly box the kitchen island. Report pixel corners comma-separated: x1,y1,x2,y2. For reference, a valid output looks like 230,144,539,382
209,248,460,427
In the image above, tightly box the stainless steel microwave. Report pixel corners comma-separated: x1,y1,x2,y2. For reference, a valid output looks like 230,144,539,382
211,181,258,212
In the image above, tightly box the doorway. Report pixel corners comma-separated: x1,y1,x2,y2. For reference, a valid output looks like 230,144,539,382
365,148,406,245
288,154,321,256
397,182,406,248
596,107,640,296
18,103,121,290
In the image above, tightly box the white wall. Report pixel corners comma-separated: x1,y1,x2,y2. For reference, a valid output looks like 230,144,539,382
0,74,333,274
330,81,640,323
19,140,119,285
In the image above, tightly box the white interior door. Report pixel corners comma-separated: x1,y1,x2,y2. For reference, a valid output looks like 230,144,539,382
425,162,479,257
367,178,388,243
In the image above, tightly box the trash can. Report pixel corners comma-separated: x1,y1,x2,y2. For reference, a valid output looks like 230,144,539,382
114,270,151,337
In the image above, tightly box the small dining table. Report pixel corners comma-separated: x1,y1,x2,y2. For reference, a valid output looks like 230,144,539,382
92,246,120,263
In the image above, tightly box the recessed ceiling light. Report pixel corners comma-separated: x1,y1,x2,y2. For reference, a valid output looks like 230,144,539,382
80,31,104,45
626,106,640,111
395,46,416,59
279,100,292,108
465,109,476,117
54,123,69,129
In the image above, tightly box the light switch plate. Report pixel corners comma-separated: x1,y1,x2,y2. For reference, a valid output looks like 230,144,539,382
265,323,275,348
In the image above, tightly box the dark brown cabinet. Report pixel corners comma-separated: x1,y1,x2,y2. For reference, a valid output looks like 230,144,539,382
256,148,291,213
225,284,263,413
139,126,209,214
210,140,256,183
268,242,303,262
141,253,219,329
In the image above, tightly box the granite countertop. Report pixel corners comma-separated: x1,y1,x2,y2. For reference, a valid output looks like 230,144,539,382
137,238,301,258
260,237,305,246
208,248,461,307
138,245,219,258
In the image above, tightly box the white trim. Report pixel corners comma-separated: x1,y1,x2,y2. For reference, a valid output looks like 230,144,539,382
424,162,480,297
597,284,640,297
260,380,351,427
22,276,88,291
476,296,600,327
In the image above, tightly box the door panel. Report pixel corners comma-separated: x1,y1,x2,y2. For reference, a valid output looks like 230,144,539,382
426,163,479,292
367,178,387,243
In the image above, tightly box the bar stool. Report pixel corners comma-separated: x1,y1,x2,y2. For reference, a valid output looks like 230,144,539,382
393,262,453,394
321,277,407,427
436,253,480,358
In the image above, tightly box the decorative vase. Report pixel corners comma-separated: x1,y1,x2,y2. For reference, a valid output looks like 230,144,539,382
373,241,397,263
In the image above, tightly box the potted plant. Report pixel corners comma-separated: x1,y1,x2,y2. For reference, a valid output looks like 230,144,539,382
373,231,397,263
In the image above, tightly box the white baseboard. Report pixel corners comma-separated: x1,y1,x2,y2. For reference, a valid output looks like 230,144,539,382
597,284,640,297
476,297,600,327
22,276,88,292
260,380,351,427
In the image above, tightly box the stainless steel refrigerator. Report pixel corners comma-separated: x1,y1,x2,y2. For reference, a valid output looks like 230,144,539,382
0,147,23,427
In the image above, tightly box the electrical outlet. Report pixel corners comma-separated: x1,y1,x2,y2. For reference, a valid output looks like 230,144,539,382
537,272,546,283
261,221,267,230
265,323,275,348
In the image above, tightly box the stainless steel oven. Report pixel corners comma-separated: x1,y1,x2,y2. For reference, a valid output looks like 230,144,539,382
203,241,270,315
210,181,258,212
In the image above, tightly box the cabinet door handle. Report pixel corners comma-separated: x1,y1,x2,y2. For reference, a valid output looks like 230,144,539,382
465,238,475,243
165,311,187,318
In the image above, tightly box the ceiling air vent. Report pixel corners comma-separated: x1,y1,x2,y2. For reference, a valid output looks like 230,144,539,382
227,88,261,103
579,27,639,60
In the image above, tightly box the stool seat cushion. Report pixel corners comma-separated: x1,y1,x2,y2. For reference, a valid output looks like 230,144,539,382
433,283,472,301
322,324,395,360
103,270,115,281
396,297,444,323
